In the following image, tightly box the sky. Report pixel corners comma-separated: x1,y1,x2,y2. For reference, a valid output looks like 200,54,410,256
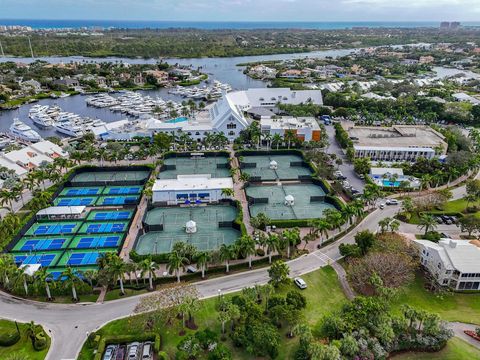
0,0,479,22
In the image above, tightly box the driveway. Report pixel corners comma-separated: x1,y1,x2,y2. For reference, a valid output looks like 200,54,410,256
325,124,365,192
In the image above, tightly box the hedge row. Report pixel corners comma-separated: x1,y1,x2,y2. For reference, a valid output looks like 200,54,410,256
94,333,161,360
0,329,20,347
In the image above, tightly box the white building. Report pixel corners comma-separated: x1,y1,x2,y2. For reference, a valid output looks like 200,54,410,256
414,239,480,291
227,88,323,110
369,167,420,188
152,174,233,205
344,122,448,162
260,117,322,142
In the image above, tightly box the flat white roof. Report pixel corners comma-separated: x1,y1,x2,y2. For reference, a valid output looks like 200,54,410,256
153,175,233,192
261,116,320,130
370,167,404,176
0,157,28,176
354,145,435,152
36,206,86,216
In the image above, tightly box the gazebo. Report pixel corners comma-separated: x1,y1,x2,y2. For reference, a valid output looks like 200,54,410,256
269,160,278,170
284,194,295,206
185,220,197,234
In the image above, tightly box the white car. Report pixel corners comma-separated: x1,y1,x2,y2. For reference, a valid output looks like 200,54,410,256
379,203,385,209
103,345,116,360
386,199,399,205
294,277,307,289
128,342,140,360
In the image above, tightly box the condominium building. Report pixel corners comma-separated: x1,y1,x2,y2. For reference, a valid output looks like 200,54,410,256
260,117,322,142
414,239,480,291
343,122,447,162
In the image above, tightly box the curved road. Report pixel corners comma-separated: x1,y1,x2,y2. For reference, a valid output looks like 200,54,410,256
0,178,475,359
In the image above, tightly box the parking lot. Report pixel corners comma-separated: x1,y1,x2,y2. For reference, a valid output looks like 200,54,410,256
326,124,365,193
103,341,154,360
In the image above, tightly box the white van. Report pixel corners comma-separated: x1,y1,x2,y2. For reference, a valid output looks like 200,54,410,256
142,342,153,360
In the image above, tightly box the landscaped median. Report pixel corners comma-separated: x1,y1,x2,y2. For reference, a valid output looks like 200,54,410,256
0,319,50,360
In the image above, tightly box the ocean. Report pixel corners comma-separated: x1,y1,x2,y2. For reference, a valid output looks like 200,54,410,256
1,19,480,30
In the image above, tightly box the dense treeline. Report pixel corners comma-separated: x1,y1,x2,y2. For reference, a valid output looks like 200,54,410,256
2,27,480,58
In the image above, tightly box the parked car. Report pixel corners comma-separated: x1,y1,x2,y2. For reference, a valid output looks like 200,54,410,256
128,342,140,360
186,266,197,273
386,199,399,205
379,203,385,210
103,345,117,360
116,345,126,360
436,217,444,224
294,277,307,289
141,341,153,360
440,232,451,239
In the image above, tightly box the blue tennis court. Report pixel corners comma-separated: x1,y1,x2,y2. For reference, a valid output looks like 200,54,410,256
73,235,122,249
96,196,139,206
87,210,133,221
14,254,57,267
19,238,67,251
103,186,142,195
66,252,100,266
80,222,127,234
60,187,103,197
27,222,80,236
54,197,97,206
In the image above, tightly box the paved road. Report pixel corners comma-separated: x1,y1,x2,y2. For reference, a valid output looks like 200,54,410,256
325,124,365,192
0,169,475,359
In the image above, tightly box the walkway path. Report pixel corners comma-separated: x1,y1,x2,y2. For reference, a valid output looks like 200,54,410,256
229,147,253,235
330,262,355,300
450,322,480,350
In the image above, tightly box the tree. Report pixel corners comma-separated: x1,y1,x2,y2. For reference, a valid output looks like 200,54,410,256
266,233,279,263
12,266,31,296
353,158,371,175
220,188,234,198
378,217,392,234
167,251,189,283
355,230,375,255
458,215,480,237
61,267,81,301
236,235,256,269
280,228,300,258
34,267,54,301
107,254,127,295
219,244,237,273
139,257,158,290
268,260,290,287
418,214,438,236
195,251,210,279
250,213,271,230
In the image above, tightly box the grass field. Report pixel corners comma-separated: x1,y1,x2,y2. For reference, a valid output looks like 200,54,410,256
0,319,50,360
78,266,346,360
392,273,480,324
391,337,480,359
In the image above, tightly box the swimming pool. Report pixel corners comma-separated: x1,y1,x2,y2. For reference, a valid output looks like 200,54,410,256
382,180,401,187
165,117,188,124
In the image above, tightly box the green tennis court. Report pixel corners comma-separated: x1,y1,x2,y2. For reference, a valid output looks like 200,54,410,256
136,205,240,255
246,183,335,220
59,187,104,197
25,221,83,236
159,156,230,179
240,154,312,181
71,170,150,184
68,234,124,249
12,236,73,252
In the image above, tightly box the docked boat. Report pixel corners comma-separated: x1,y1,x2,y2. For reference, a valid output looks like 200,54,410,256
55,120,84,137
9,119,43,143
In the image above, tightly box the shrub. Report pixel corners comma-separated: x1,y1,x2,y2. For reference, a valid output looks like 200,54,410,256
0,329,20,347
424,231,442,242
256,248,265,257
286,291,307,309
158,352,169,360
33,332,48,351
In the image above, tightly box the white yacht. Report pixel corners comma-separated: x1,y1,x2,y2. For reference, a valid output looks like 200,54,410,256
9,119,43,143
55,120,84,137
31,113,55,129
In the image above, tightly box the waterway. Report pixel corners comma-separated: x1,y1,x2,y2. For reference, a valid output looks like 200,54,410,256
0,49,476,137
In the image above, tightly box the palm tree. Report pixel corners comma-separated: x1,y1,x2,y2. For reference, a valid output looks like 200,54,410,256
272,133,283,150
196,251,210,279
167,251,189,283
34,267,54,301
82,269,97,289
0,188,19,212
12,266,31,296
237,235,256,269
378,217,392,233
61,267,81,301
390,219,401,233
182,295,200,327
310,218,330,247
221,188,234,198
418,214,438,236
107,255,127,295
280,228,300,259
219,244,237,273
0,254,14,288
139,257,158,290
266,233,279,264
23,172,39,192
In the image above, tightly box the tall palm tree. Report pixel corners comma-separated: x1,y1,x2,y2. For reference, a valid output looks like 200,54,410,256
0,188,19,212
23,171,39,192
280,228,300,259
219,244,237,273
221,188,234,198
61,267,81,301
237,235,256,269
196,251,210,279
266,233,279,264
167,251,189,283
107,255,127,295
34,267,54,301
139,257,158,290
0,254,14,288
272,133,283,150
12,266,31,296
418,214,438,236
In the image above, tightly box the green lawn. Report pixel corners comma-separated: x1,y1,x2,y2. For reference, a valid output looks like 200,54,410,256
104,287,149,301
391,273,480,324
391,337,480,359
0,319,50,360
78,266,347,360
406,198,480,225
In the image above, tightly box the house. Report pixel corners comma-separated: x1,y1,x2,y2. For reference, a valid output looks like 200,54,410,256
414,239,480,291
143,70,169,83
280,69,303,79
52,77,80,88
29,140,67,159
249,65,277,79
0,157,28,177
152,174,233,205
419,56,434,64
452,92,480,105
401,59,419,66
133,74,145,86
170,68,192,78
20,79,42,93
2,147,52,170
